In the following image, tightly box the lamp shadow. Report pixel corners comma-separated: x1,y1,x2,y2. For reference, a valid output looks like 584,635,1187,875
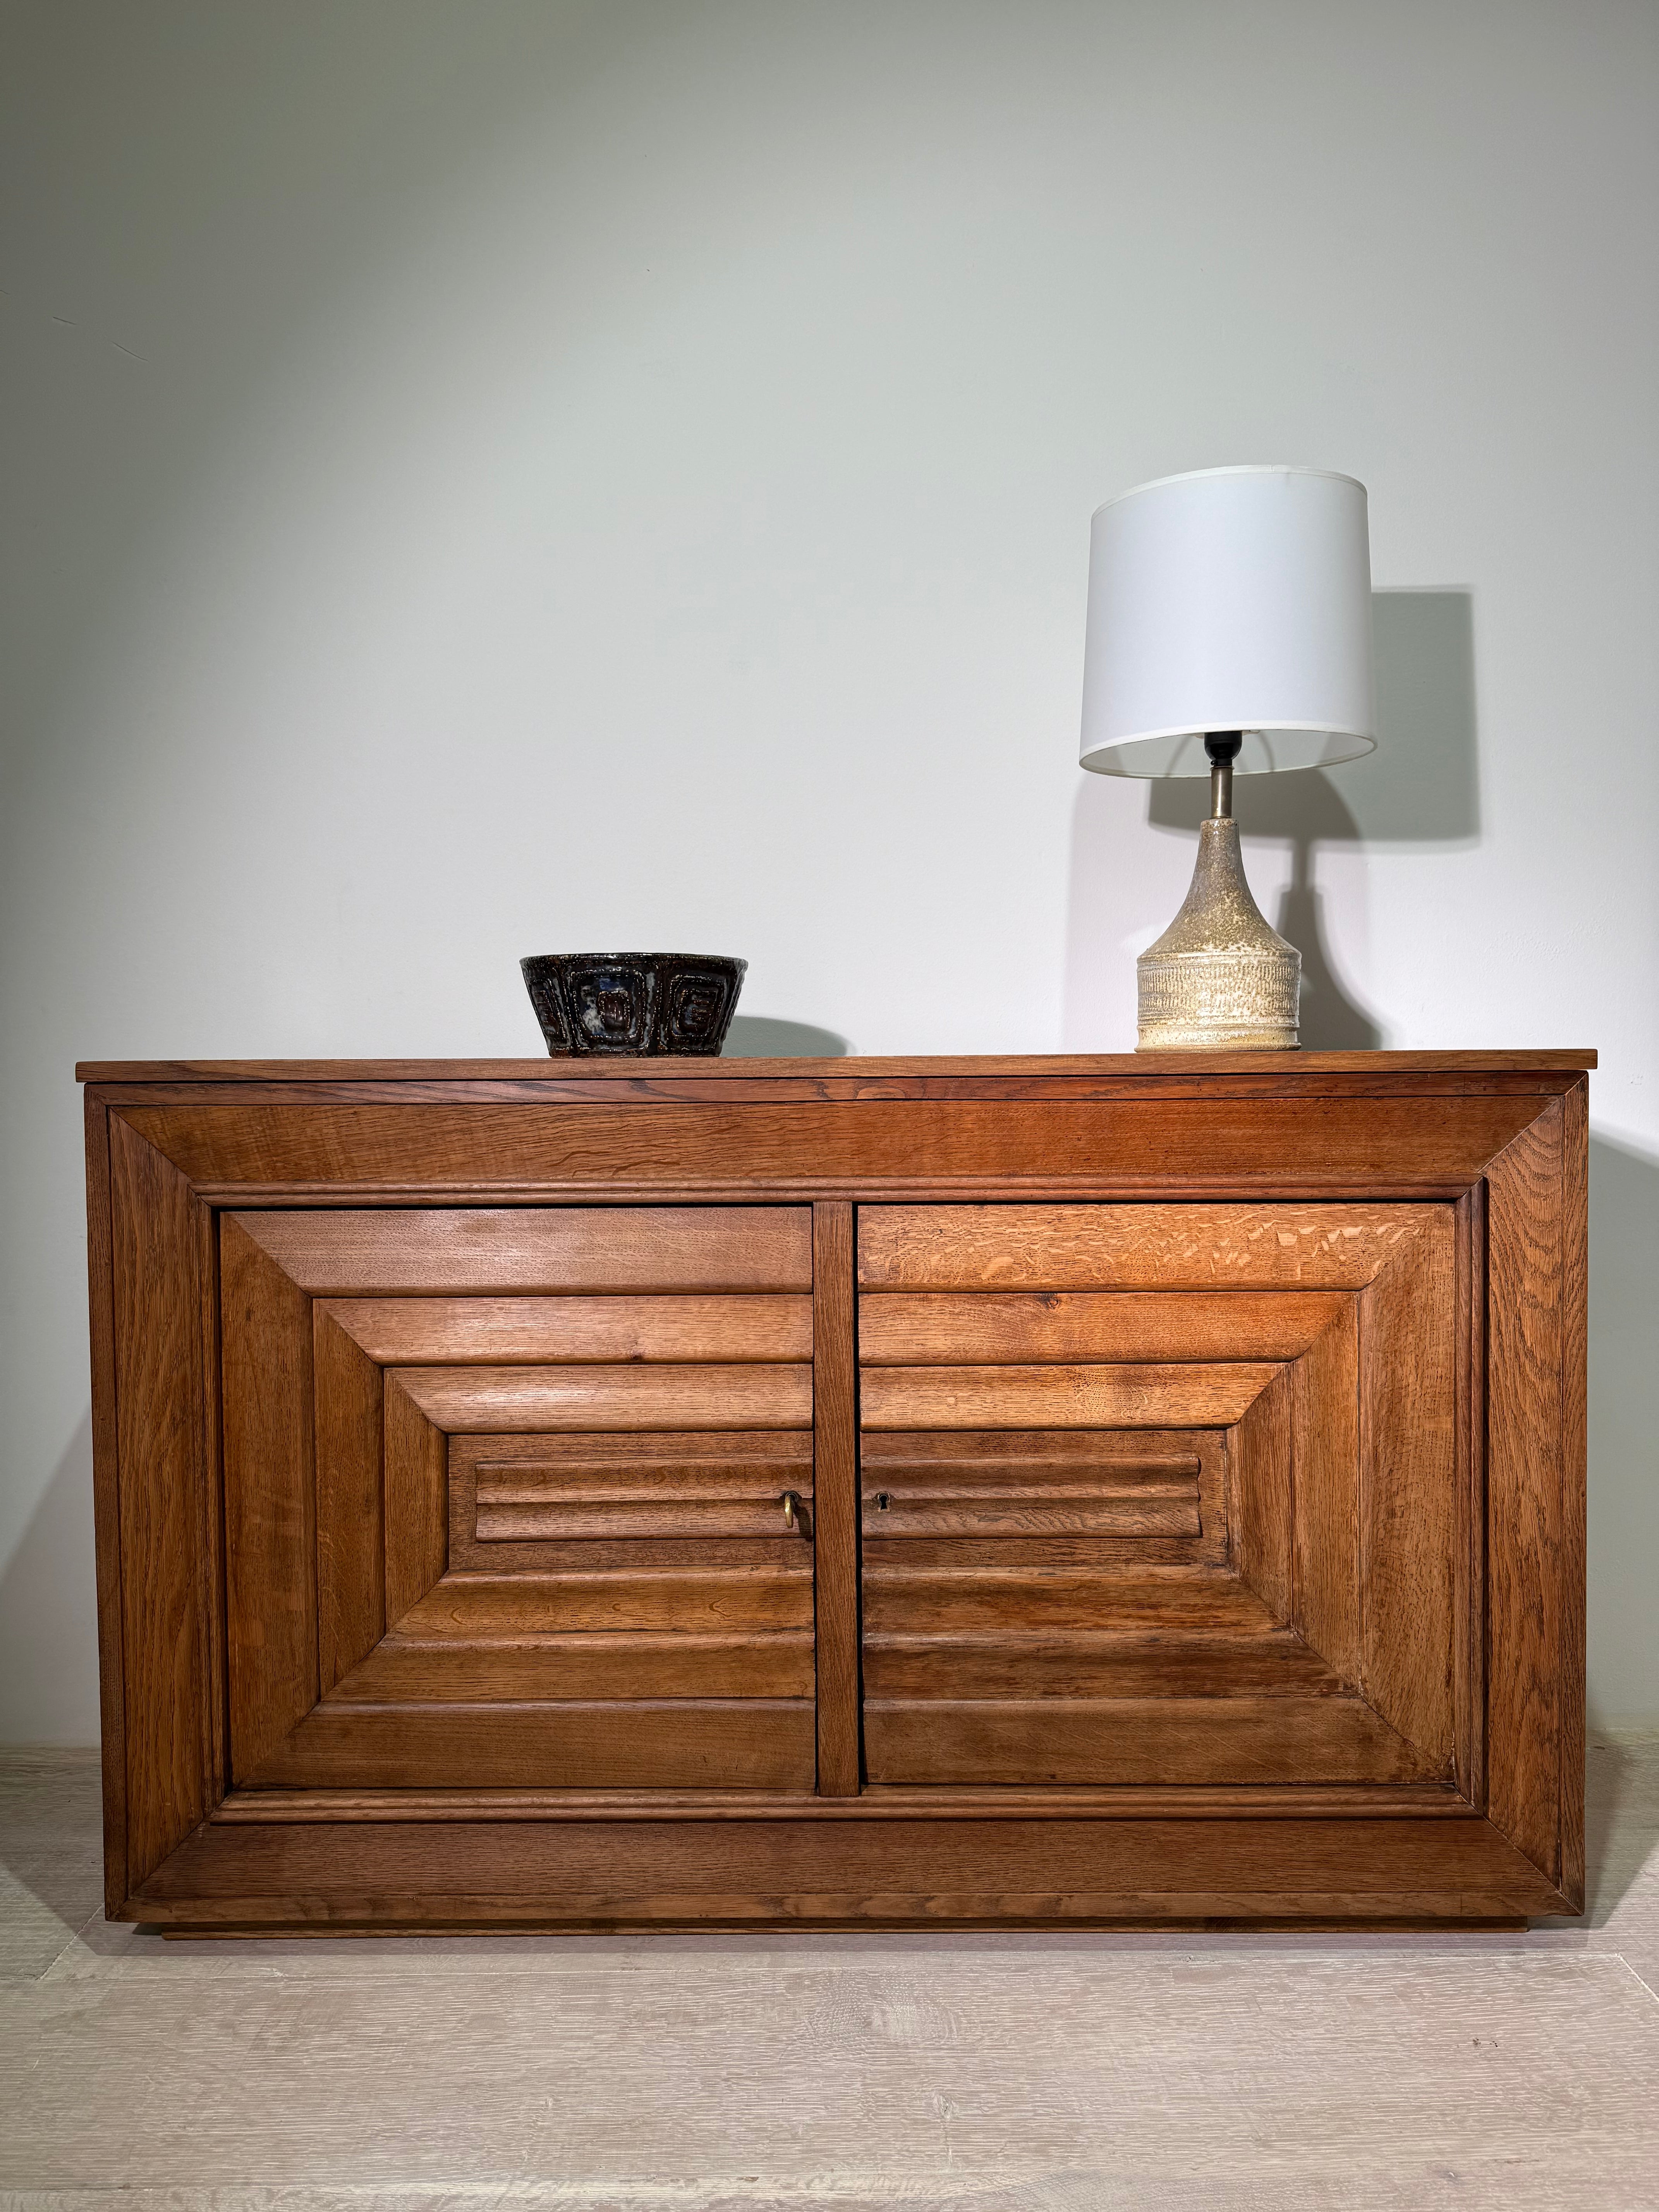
1142,588,1480,1048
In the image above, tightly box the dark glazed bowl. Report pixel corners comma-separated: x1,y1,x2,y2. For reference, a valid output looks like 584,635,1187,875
520,952,747,1057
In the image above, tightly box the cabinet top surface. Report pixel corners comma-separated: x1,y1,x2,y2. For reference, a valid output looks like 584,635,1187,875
78,1049,1597,1084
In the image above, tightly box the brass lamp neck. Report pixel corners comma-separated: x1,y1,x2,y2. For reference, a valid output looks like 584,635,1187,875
1206,730,1243,820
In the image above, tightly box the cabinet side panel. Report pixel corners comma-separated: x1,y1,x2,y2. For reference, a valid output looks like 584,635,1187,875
1560,1079,1589,1908
221,1218,318,1782
84,1094,127,1910
108,1115,215,1888
1486,1102,1567,1884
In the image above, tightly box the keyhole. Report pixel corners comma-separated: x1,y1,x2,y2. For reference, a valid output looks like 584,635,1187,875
875,1492,890,1511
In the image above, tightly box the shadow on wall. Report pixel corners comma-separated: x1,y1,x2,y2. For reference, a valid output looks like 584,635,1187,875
1585,1137,1659,1736
723,1017,850,1057
1145,589,1480,1047
0,1413,96,1745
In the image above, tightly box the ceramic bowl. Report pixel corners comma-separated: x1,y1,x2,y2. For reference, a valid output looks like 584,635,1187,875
520,951,747,1056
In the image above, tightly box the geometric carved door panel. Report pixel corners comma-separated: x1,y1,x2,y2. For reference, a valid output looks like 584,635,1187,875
220,1206,818,1792
858,1203,1461,1790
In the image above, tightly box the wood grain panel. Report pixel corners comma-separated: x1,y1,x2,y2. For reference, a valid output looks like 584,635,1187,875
863,1447,1200,1496
1230,1365,1293,1623
84,1095,127,1910
859,1204,1433,1290
860,1429,1205,1477
473,1472,814,1544
84,1048,1599,1084
329,1632,815,1703
1358,1206,1458,1773
1455,1184,1486,1805
860,1537,1219,1570
325,1294,812,1364
864,1631,1341,1700
248,1700,816,1791
400,1569,814,1635
108,1117,215,1886
861,1427,1229,1570
220,1212,316,1789
131,1807,1568,1925
131,1891,1546,1928
445,1430,814,1570
394,1362,812,1433
864,1697,1432,1786
812,1202,861,1796
312,1310,383,1691
100,1076,1574,1113
232,1206,812,1292
193,1188,227,1826
454,1431,815,1472
859,1290,1348,1364
213,1781,1484,1822
443,1536,814,1575
382,1374,448,1623
1289,1304,1361,1685
861,1362,1278,1430
127,1095,1542,1195
863,1570,1282,1637
1486,1103,1566,1882
861,1491,1200,1539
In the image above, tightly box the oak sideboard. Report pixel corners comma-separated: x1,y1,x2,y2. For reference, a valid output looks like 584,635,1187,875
79,1049,1591,1932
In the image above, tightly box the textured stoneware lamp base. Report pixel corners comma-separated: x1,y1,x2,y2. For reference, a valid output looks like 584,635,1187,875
1137,816,1301,1051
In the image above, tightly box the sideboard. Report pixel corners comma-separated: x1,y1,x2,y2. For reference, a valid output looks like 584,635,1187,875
78,1049,1590,1932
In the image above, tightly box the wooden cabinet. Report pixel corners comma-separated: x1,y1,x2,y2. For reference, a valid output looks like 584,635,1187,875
79,1050,1591,1931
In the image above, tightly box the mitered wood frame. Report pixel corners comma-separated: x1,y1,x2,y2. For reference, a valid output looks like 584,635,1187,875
81,1051,1591,1929
855,1205,1460,1794
221,1210,818,1795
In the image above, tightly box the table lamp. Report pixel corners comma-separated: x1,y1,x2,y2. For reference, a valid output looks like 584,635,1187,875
1079,465,1376,1050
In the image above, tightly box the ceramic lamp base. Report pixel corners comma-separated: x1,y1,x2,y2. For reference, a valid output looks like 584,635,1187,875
1136,817,1300,1051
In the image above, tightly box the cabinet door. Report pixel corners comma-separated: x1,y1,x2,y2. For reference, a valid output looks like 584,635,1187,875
220,1207,817,1790
859,1202,1461,1789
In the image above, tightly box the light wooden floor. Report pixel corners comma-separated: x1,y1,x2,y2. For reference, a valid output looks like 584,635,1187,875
2,1739,1657,2209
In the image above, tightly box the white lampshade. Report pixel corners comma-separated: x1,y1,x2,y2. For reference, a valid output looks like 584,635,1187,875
1079,465,1376,777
